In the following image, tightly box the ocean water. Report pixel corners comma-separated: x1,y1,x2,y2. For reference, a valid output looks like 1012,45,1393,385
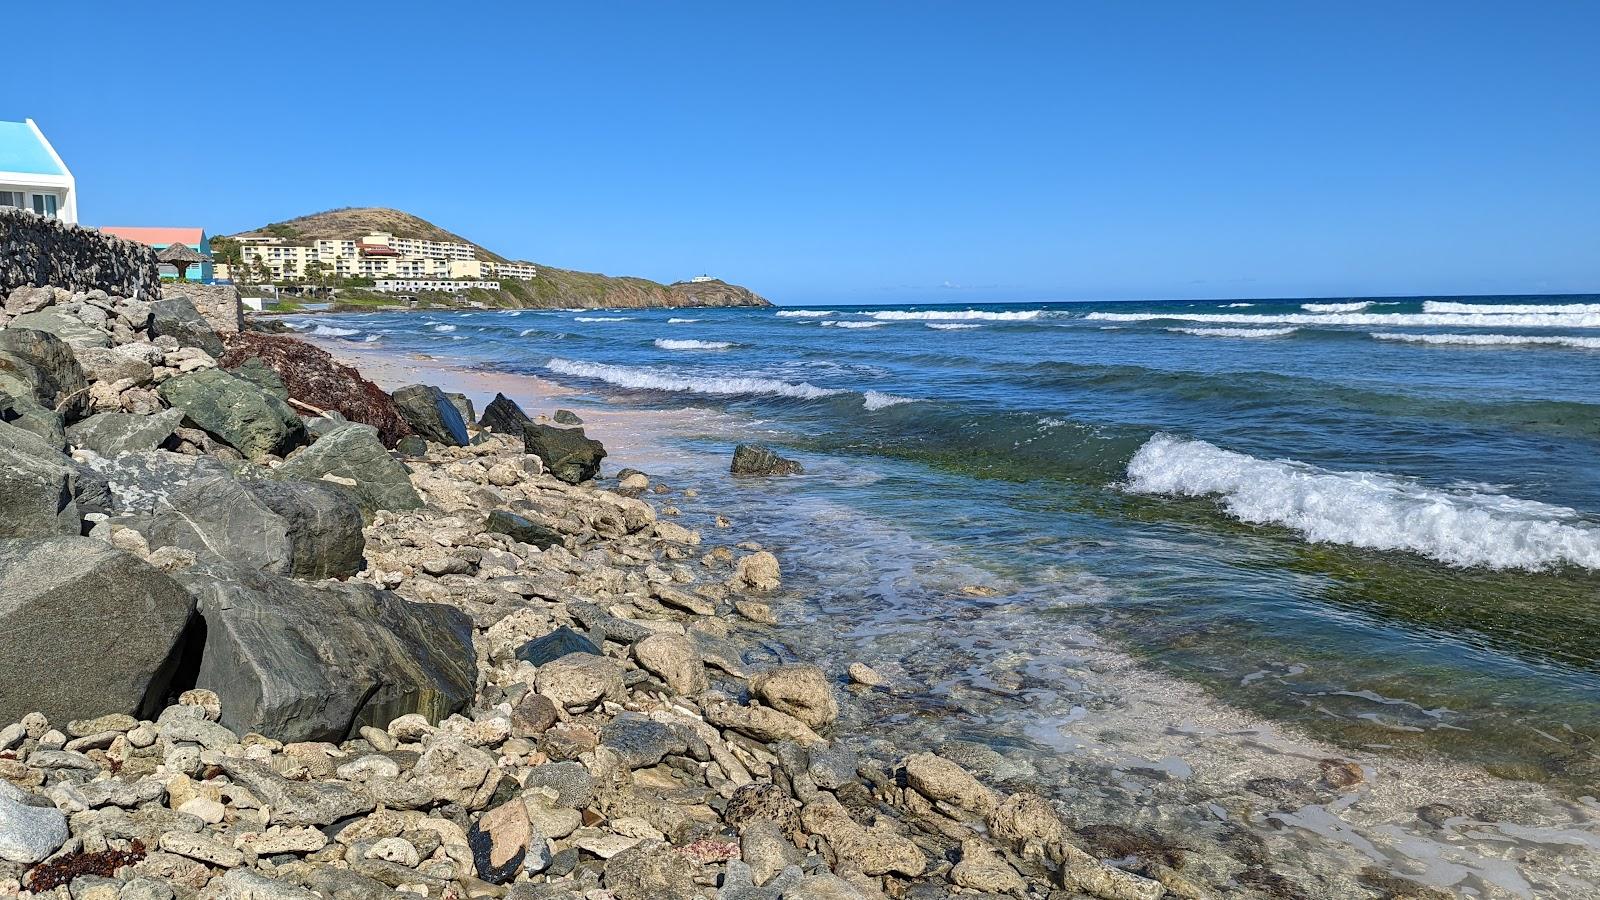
297,295,1600,894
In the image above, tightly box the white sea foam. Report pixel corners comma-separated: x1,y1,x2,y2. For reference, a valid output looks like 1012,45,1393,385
545,358,842,400
821,320,883,328
1086,311,1600,328
667,317,701,323
1221,303,1255,308
311,325,360,337
776,310,835,317
1370,332,1600,349
519,328,537,337
653,339,734,350
1124,434,1600,571
1175,325,1296,338
575,316,632,322
862,390,917,410
432,324,457,332
927,323,983,330
1301,301,1373,312
867,309,1043,321
1422,301,1600,315
362,334,380,343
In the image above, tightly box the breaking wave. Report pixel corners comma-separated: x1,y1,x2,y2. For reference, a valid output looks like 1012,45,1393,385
1169,327,1298,338
863,390,918,410
667,317,701,324
1422,301,1600,315
653,339,735,350
927,323,983,330
776,310,835,317
431,324,457,332
575,316,632,322
1371,332,1600,350
1087,311,1600,328
311,325,360,337
868,309,1043,321
822,321,883,328
1125,434,1600,571
544,358,841,400
1222,302,1255,308
1302,301,1373,312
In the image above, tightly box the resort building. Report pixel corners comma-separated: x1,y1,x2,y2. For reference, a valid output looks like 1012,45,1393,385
0,119,77,223
233,229,538,286
496,261,539,279
99,226,213,282
374,278,499,293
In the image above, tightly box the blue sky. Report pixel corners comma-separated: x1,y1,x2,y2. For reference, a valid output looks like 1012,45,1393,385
4,2,1596,304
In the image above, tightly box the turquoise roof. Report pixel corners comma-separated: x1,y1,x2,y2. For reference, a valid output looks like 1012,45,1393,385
0,121,64,176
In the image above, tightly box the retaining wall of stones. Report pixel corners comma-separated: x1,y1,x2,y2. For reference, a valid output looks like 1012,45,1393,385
0,208,162,299
164,281,244,334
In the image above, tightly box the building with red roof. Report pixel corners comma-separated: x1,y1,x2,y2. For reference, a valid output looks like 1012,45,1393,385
99,226,213,282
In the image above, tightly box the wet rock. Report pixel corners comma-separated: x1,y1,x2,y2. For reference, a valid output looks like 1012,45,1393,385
730,443,803,476
275,423,422,518
66,409,184,456
1059,842,1166,900
479,392,532,435
799,794,925,877
731,551,781,592
220,332,413,447
179,566,475,742
951,837,1025,894
0,536,196,724
148,475,365,580
633,633,710,696
392,384,469,446
485,509,563,549
750,664,838,730
846,663,885,687
0,785,69,863
707,701,824,747
523,423,605,484
149,297,224,356
536,652,624,710
157,369,305,459
986,792,1067,856
903,752,996,815
467,798,531,884
216,757,375,827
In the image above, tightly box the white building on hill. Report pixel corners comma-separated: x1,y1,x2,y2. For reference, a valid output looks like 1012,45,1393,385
235,228,537,286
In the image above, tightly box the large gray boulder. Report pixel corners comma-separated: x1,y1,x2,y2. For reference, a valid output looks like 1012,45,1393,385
75,449,235,516
392,384,469,447
149,296,224,356
276,423,422,519
8,309,110,350
0,419,80,537
478,392,531,434
0,536,196,724
0,389,64,448
149,475,365,579
73,345,155,388
179,566,475,742
66,408,184,456
0,327,89,421
523,423,606,484
158,369,306,459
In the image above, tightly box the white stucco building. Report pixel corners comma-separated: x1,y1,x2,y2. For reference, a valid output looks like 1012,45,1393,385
0,119,77,223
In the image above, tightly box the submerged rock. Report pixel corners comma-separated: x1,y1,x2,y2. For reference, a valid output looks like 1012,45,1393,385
392,383,469,447
0,536,196,724
730,443,803,476
523,423,605,484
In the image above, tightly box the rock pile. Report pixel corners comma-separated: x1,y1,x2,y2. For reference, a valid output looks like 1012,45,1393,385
0,288,1174,899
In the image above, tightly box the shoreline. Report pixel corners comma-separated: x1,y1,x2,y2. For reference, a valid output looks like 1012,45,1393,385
309,337,1600,900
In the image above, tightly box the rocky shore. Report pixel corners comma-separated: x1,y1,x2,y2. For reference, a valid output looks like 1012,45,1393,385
0,284,1173,900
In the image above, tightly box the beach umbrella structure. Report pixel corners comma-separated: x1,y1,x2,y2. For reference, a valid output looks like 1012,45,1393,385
156,242,208,281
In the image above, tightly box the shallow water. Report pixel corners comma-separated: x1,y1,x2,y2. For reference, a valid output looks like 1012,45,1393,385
300,294,1600,896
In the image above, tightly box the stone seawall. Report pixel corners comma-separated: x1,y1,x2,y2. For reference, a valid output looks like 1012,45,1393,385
163,281,243,334
0,209,162,299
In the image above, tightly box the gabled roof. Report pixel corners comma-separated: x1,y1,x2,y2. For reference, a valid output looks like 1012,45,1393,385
100,226,207,248
0,119,67,177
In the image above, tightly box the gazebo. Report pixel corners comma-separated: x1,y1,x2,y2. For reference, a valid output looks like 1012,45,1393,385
156,242,208,282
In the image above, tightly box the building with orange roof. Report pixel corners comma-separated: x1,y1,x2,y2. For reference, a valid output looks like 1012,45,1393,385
98,226,213,282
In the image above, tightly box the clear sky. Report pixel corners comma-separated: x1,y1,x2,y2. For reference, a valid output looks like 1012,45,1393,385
4,1,1596,304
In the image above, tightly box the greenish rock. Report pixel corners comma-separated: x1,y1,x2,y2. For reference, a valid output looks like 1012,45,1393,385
523,423,606,484
180,565,475,742
8,309,110,349
0,390,64,449
157,369,306,459
0,536,196,725
396,435,428,457
148,475,365,580
484,509,563,550
276,423,422,519
731,443,803,476
392,384,469,447
0,419,80,537
149,296,224,356
227,357,290,400
552,409,583,426
0,327,90,420
67,408,184,456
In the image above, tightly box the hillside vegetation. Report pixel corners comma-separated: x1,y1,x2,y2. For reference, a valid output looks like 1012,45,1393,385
229,207,770,309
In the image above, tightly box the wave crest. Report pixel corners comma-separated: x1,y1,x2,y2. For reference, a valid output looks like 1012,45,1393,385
1170,327,1297,338
654,338,734,350
1301,301,1373,312
868,309,1043,321
1087,311,1600,328
545,358,841,400
1372,332,1600,350
776,310,834,317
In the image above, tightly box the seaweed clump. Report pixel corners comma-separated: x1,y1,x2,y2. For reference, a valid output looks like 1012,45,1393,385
26,840,147,891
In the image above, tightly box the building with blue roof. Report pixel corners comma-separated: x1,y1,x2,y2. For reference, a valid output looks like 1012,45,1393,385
0,119,76,224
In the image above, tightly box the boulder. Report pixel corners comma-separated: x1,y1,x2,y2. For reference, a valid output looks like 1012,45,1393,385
951,838,1026,894
148,475,365,579
523,423,605,484
392,384,469,446
72,346,154,388
0,786,69,864
149,296,224,356
0,327,89,420
8,309,110,349
0,389,65,448
275,422,422,519
798,794,925,877
157,369,306,459
552,409,583,425
66,408,184,456
478,392,532,434
0,536,196,724
444,392,475,429
706,701,824,748
484,509,563,549
179,566,476,742
632,633,709,696
902,753,996,815
732,551,782,592
219,333,411,447
535,652,624,710
227,357,289,400
0,421,79,537
731,443,803,476
750,664,838,730
4,285,55,317
74,449,235,516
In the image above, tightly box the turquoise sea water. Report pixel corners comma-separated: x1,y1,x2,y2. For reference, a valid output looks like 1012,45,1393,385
300,295,1600,892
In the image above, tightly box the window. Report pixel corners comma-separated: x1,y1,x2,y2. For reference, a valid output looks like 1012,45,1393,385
0,192,23,209
31,194,57,218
